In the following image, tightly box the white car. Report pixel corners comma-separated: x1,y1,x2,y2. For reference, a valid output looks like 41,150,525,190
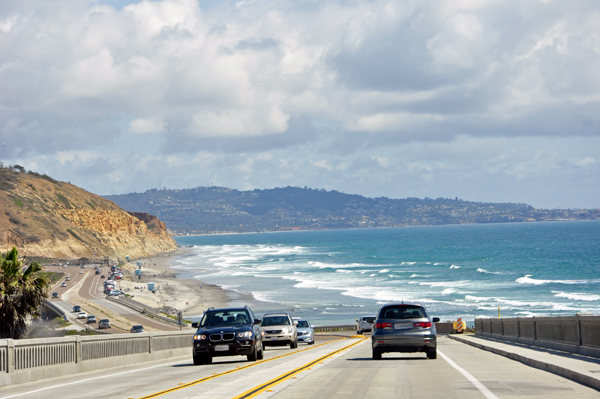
61,282,67,287
78,311,87,319
79,270,84,274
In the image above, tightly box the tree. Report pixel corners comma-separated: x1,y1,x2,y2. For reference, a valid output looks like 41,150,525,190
0,247,50,339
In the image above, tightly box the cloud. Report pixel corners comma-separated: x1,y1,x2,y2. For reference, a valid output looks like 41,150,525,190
0,0,599,208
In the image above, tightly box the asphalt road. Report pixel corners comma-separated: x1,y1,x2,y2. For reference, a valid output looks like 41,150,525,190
1,335,598,399
48,265,183,333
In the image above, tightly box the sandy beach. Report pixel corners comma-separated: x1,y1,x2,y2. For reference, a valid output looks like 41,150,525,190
117,247,252,319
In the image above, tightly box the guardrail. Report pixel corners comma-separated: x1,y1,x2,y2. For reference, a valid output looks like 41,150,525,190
0,330,193,386
313,324,355,332
105,296,188,327
475,315,600,358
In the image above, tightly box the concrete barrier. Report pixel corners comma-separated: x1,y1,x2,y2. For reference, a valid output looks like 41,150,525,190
475,314,600,358
0,330,193,386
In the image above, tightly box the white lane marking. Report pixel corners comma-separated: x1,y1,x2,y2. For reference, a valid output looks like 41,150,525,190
0,359,189,399
438,349,499,399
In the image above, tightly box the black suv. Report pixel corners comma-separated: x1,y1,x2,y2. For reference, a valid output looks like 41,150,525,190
191,306,264,365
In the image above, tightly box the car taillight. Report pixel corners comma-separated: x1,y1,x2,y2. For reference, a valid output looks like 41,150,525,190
374,322,392,329
413,321,432,328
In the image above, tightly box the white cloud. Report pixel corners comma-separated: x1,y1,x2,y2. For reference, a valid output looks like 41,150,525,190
0,0,599,208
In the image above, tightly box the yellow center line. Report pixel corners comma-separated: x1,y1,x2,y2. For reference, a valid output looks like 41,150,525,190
136,338,347,399
233,337,367,399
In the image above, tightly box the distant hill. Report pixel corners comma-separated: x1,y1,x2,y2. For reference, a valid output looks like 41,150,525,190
104,186,600,235
0,167,177,259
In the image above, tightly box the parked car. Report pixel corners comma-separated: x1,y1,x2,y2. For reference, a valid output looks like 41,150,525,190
295,319,315,345
87,315,97,324
78,311,88,319
98,319,111,329
356,316,376,334
61,282,67,287
191,306,263,365
261,313,298,348
107,290,123,296
51,292,59,299
73,305,81,312
130,325,145,333
371,303,439,360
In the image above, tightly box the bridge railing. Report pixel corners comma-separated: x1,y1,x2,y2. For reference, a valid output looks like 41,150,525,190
475,314,600,358
0,330,193,387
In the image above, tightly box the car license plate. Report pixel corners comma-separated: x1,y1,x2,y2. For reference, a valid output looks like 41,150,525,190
394,323,412,329
214,345,229,352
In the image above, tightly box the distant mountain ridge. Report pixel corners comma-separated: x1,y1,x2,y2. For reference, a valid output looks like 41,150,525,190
0,168,177,259
104,186,600,235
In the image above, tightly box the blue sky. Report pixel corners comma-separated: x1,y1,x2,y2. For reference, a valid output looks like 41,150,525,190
1,0,599,209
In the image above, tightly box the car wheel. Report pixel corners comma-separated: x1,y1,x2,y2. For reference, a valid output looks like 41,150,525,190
203,355,213,364
290,339,298,349
357,330,361,335
193,354,202,366
257,344,264,360
372,349,382,360
309,340,315,345
247,345,258,362
427,348,437,359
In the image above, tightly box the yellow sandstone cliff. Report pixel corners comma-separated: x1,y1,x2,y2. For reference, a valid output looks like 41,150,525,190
0,168,177,259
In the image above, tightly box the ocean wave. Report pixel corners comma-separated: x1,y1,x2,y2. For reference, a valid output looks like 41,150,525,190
516,275,590,285
400,262,417,266
441,288,456,295
477,268,502,275
552,291,600,301
379,269,390,273
449,265,461,269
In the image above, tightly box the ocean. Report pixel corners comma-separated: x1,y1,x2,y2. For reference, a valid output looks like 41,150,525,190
172,220,600,326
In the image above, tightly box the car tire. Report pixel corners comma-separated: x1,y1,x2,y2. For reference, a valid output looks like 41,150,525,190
309,340,315,345
257,343,264,360
290,339,298,349
203,355,213,364
427,348,437,359
247,345,258,362
372,349,382,360
193,354,202,365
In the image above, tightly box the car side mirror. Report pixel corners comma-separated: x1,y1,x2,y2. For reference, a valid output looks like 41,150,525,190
432,317,440,323
192,322,199,328
293,321,298,326
254,319,261,325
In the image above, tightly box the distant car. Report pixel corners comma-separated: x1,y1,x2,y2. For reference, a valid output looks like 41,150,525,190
107,290,123,296
94,265,99,270
51,292,59,299
130,325,145,333
98,319,111,329
87,315,97,324
95,270,101,275
295,319,315,345
73,305,81,312
65,276,70,281
356,316,376,334
78,311,87,319
100,275,105,279
261,313,298,348
61,282,67,287
79,270,84,274
371,303,439,360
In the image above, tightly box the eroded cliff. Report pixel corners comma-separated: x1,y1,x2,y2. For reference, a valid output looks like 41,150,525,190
0,168,177,259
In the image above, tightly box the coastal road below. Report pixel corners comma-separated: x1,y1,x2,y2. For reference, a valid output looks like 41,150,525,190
1,335,598,399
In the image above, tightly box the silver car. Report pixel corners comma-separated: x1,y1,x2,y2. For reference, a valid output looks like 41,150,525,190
371,303,439,360
294,319,315,345
356,316,376,334
261,313,298,349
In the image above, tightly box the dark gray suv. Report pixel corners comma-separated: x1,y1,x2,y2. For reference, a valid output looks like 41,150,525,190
371,303,439,360
191,306,263,365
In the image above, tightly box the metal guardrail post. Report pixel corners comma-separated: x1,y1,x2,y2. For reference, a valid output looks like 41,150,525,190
75,336,82,364
149,335,153,354
7,339,14,374
576,314,582,347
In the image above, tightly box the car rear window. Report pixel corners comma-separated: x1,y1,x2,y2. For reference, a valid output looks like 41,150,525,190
379,306,426,319
363,317,375,323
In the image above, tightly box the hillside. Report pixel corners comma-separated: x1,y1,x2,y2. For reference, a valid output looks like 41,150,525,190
0,167,177,259
104,186,600,235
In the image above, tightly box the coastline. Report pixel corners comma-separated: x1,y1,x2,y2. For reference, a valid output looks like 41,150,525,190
119,247,237,318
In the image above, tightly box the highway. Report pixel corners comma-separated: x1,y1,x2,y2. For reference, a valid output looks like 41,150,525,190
48,264,184,333
1,335,598,399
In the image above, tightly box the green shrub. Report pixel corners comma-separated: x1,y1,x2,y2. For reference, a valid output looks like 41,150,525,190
13,197,23,207
56,193,71,208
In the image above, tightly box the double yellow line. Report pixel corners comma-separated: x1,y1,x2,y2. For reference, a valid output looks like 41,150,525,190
233,337,367,398
137,338,354,399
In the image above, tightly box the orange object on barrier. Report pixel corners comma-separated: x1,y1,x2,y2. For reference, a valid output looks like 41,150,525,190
456,318,463,333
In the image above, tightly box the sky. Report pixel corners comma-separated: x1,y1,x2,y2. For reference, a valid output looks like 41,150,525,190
1,0,599,209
